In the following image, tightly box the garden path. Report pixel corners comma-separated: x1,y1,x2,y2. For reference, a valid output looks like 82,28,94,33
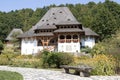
0,66,120,80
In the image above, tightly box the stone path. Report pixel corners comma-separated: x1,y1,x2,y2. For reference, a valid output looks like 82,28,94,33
0,66,120,80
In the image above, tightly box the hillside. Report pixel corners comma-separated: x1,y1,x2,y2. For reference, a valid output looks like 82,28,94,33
0,0,120,42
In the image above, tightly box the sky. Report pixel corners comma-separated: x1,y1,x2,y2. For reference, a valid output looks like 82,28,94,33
0,0,120,12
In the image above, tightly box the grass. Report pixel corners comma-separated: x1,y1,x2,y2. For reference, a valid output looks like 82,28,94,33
0,70,23,80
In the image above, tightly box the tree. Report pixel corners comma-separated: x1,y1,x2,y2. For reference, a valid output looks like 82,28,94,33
0,0,120,43
0,40,3,53
91,3,118,40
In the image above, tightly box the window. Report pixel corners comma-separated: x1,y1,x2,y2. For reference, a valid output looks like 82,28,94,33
49,39,55,45
66,35,71,39
24,38,28,43
60,35,65,39
73,35,78,39
37,40,42,46
75,26,77,28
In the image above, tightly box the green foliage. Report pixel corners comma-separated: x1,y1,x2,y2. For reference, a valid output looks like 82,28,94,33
2,45,15,54
0,1,120,43
40,50,50,67
0,71,23,80
81,46,92,53
0,53,42,68
75,54,116,75
91,42,107,56
0,49,20,65
0,40,3,49
11,58,42,68
0,40,3,53
41,51,74,68
91,29,120,69
0,54,9,65
51,52,74,68
91,54,116,75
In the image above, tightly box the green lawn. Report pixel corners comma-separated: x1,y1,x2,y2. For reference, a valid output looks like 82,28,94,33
0,70,23,80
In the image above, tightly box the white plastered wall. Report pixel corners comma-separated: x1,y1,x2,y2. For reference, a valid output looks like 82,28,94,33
21,38,43,55
58,42,80,53
81,36,95,48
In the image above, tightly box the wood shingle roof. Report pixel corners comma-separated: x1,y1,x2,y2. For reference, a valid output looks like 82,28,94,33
6,28,23,40
18,7,98,38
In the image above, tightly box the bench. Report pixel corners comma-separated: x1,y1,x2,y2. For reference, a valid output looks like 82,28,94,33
61,65,92,77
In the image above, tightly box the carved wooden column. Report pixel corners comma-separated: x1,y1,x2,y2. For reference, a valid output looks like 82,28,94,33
64,35,66,43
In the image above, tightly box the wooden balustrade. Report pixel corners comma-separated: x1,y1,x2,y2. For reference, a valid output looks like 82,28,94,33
66,39,71,43
73,39,79,43
59,39,65,43
58,39,79,43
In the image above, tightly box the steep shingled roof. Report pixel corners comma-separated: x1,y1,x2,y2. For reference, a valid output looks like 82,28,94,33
35,7,81,30
18,7,98,38
6,28,23,40
18,7,81,38
83,27,99,36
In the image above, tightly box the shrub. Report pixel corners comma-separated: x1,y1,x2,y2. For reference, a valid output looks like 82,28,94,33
0,40,3,53
34,51,43,59
40,50,50,67
73,55,91,65
0,54,9,65
74,54,116,75
57,52,74,66
0,53,42,68
16,55,33,59
11,58,42,68
91,43,107,56
81,46,92,53
41,51,74,68
91,54,115,75
2,46,15,54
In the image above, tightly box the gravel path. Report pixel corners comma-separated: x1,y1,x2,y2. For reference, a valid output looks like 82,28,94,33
0,66,120,80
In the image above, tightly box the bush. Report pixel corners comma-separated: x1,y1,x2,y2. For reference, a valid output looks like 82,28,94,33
91,54,115,75
81,46,92,53
59,53,74,65
51,52,74,68
0,40,3,53
2,46,15,54
73,55,91,65
0,53,20,65
0,54,9,65
91,42,107,56
74,54,116,75
0,53,42,68
41,51,74,68
16,55,32,59
40,50,50,67
11,58,41,68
